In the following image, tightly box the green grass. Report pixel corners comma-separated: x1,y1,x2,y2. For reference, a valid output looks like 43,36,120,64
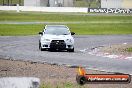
0,23,132,36
74,0,86,7
40,82,86,88
0,11,132,22
0,0,98,7
68,23,132,35
126,48,132,52
0,0,23,5
0,11,132,36
74,0,100,7
0,24,43,36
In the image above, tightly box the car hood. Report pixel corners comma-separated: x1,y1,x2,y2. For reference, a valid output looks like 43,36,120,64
41,34,73,41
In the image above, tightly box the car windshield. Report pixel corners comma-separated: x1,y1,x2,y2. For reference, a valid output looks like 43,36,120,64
44,26,70,35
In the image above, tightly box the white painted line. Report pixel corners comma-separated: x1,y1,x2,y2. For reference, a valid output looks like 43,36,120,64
103,55,119,59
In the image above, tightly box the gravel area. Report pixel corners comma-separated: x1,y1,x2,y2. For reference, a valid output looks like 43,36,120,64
0,59,131,88
99,44,132,56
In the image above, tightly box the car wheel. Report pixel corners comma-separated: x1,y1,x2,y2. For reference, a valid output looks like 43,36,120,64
40,47,45,51
39,42,41,50
39,42,44,51
68,48,74,52
40,47,43,51
76,75,86,85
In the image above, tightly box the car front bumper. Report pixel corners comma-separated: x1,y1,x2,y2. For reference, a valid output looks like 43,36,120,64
41,40,74,50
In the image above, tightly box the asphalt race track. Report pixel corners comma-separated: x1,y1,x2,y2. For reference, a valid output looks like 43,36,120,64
0,35,132,74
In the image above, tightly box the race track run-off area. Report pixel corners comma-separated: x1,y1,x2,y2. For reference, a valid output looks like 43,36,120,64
0,35,132,74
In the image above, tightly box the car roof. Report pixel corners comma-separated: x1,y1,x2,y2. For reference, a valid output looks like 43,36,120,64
45,25,68,29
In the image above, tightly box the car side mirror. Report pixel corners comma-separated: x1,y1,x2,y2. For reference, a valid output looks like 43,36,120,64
39,32,43,35
71,32,75,35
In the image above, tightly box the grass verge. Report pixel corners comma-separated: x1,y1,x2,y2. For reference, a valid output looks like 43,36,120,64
0,23,132,36
68,23,132,35
0,11,132,35
40,82,86,88
0,24,43,36
126,48,132,52
0,11,132,22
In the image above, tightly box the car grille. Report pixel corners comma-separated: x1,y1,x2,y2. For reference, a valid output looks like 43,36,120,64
50,40,66,49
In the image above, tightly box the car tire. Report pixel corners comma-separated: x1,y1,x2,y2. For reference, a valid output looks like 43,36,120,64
68,48,74,52
76,75,86,85
40,47,45,51
39,42,41,50
39,41,44,51
40,47,44,51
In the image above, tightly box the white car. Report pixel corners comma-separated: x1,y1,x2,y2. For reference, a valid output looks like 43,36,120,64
39,25,75,52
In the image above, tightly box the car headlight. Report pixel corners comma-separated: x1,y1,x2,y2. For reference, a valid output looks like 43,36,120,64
66,39,72,43
42,39,50,41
